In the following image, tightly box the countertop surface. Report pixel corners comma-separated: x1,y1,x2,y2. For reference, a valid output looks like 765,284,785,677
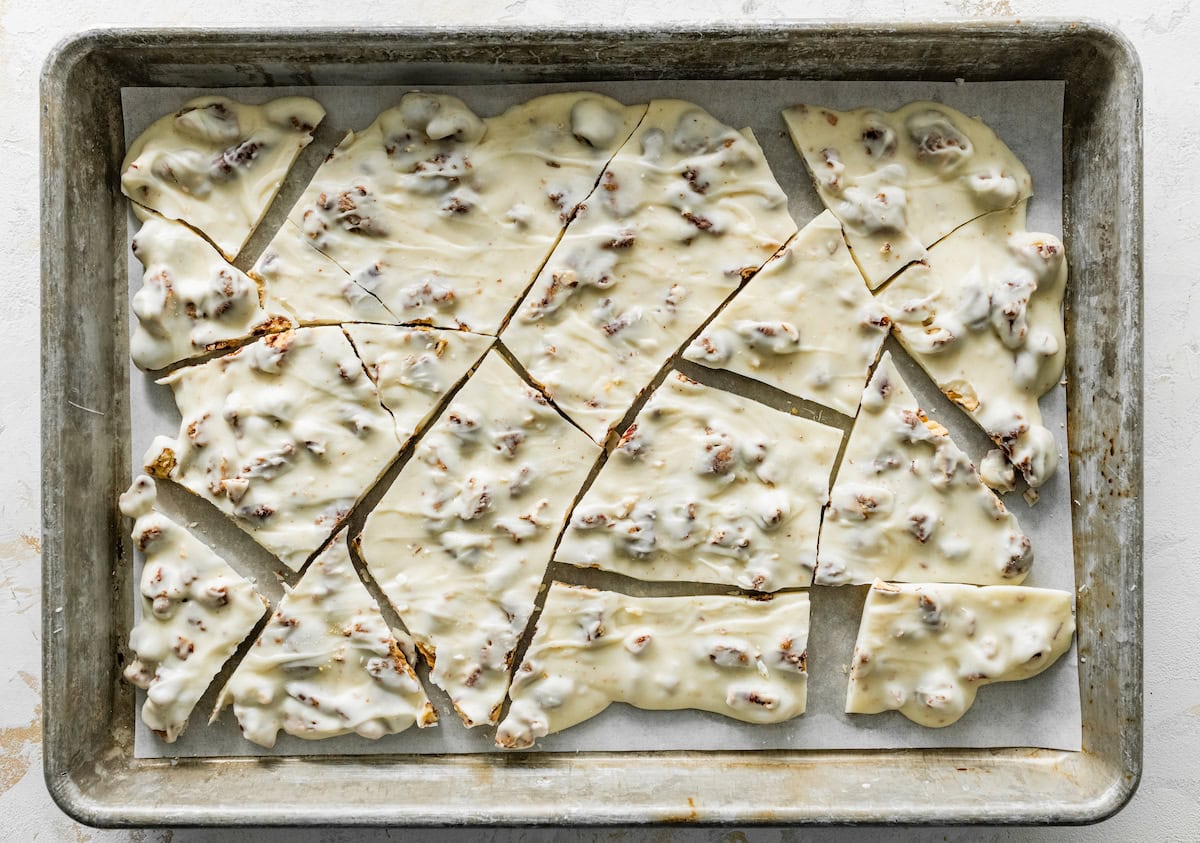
3,0,1192,840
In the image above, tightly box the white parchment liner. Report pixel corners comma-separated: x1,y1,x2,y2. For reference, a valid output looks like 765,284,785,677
122,79,1079,757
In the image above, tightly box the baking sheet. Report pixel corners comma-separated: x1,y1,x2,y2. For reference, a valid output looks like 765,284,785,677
122,79,1079,758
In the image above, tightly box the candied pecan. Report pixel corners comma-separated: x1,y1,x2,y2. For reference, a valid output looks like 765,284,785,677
604,230,636,249
682,165,708,195
212,140,262,177
493,430,525,458
779,638,808,673
443,195,472,214
172,637,195,659
915,128,966,158
918,594,942,628
709,644,750,667
908,512,932,543
710,444,735,475
862,125,896,158
135,526,162,551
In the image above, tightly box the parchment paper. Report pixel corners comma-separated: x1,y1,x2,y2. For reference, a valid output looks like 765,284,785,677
122,79,1079,758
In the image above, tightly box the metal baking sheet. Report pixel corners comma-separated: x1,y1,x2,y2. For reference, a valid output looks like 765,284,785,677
41,23,1142,826
121,79,1080,759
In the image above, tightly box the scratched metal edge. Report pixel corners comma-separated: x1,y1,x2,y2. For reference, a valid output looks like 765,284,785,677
39,20,1144,828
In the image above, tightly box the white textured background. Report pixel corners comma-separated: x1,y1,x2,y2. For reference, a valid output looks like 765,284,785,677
1,0,1191,840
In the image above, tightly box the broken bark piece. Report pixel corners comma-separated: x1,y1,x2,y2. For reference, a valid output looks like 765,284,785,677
128,207,294,371
557,371,842,591
846,579,1074,727
213,531,435,748
143,327,402,571
782,101,1030,289
816,352,1033,586
356,352,600,727
122,95,326,260
497,583,810,749
503,99,797,442
876,203,1067,488
684,209,888,417
253,92,644,332
119,475,269,742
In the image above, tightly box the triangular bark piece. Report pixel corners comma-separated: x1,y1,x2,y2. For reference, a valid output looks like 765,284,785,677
556,371,842,591
503,100,798,442
816,352,1032,586
684,210,889,417
119,476,269,742
122,95,326,260
214,532,435,747
144,327,401,571
783,101,1031,289
129,208,293,371
343,324,492,443
356,352,599,727
875,204,1067,488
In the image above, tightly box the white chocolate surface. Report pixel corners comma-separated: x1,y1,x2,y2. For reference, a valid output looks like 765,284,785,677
119,475,268,743
128,208,293,371
783,101,1031,289
557,371,843,591
250,218,398,325
816,352,1033,586
876,204,1067,488
357,352,600,727
144,326,401,571
846,580,1074,727
342,324,493,442
259,91,643,332
214,533,435,748
497,583,810,749
503,99,797,442
122,95,325,260
683,209,889,417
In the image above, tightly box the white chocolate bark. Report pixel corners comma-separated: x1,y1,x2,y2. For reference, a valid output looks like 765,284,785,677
214,532,436,747
356,352,600,726
683,210,889,417
255,92,644,332
783,101,1031,289
251,218,397,324
497,583,810,749
128,208,293,370
876,204,1067,488
557,372,842,591
342,324,493,442
144,327,401,571
816,352,1032,586
119,475,268,742
503,100,798,442
122,95,326,260
846,579,1074,727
